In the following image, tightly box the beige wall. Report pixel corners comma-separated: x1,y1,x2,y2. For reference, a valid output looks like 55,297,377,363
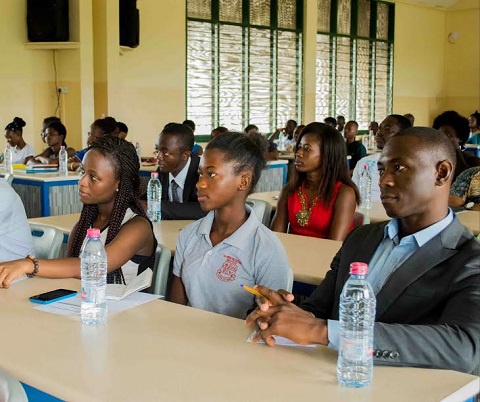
0,1,57,151
392,1,447,125
444,0,480,116
114,0,186,152
0,0,478,156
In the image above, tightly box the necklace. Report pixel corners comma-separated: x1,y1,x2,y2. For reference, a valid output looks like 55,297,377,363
295,187,320,227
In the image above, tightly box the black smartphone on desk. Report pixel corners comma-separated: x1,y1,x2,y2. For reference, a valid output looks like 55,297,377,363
29,289,77,304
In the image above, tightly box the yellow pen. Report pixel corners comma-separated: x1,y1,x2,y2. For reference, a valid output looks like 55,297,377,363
240,284,263,298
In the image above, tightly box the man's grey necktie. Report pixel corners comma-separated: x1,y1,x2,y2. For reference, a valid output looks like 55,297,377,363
171,180,180,202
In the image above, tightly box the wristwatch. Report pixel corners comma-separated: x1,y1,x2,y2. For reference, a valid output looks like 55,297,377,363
464,201,474,210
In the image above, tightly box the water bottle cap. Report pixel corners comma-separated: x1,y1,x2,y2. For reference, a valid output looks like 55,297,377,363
350,262,368,275
151,172,158,178
86,228,101,238
61,145,65,150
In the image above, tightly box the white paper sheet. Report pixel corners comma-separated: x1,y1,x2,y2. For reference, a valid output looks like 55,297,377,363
33,292,163,317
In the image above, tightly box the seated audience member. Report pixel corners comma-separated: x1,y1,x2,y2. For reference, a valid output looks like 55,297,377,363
103,116,119,137
246,129,276,162
433,110,480,180
211,126,228,140
293,124,305,143
0,136,156,287
142,123,207,220
69,118,117,170
183,119,203,156
403,113,415,126
117,122,128,140
352,115,412,202
369,121,379,136
39,116,60,144
4,117,35,164
169,132,292,319
245,124,279,161
272,119,297,141
271,122,359,240
246,127,480,375
467,110,480,144
28,121,76,165
323,117,337,128
336,115,345,134
266,138,279,160
449,166,480,211
0,177,35,262
344,120,367,173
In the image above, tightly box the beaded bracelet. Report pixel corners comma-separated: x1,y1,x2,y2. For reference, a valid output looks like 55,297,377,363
26,255,39,278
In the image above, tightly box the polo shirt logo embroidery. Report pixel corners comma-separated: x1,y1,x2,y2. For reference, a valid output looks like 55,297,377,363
216,255,240,282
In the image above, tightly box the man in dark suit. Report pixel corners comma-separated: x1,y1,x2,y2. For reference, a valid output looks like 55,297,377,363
143,123,207,220
246,127,480,374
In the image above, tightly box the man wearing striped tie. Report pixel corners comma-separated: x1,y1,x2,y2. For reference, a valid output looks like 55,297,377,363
141,123,207,220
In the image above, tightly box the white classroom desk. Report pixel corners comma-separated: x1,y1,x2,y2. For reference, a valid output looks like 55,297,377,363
248,191,480,235
362,203,480,235
28,214,342,286
0,278,478,401
0,167,82,218
249,192,480,236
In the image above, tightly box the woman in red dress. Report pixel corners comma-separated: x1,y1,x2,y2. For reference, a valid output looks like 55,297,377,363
271,122,359,240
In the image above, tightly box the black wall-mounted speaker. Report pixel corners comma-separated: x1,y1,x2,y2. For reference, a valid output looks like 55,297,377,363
27,0,69,42
120,0,140,48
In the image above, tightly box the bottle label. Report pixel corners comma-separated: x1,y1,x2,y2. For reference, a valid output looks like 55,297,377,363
81,285,106,303
340,335,373,361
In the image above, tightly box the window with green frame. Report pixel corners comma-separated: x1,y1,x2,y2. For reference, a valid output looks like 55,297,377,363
187,0,303,135
315,0,394,129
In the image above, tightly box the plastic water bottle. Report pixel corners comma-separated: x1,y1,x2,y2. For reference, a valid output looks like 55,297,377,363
337,262,376,388
278,132,286,151
368,130,375,150
135,142,142,162
58,145,68,176
359,164,372,209
4,145,13,174
147,172,162,222
362,134,369,150
80,228,108,325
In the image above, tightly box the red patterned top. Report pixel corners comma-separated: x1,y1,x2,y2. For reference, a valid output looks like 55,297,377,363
287,181,351,238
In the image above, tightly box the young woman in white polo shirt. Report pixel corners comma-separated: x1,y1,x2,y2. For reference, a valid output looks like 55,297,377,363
170,132,292,319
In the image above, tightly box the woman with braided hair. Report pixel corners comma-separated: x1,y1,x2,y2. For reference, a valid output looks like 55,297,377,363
0,136,156,287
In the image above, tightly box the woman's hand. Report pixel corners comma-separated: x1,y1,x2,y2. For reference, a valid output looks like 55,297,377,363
0,259,34,288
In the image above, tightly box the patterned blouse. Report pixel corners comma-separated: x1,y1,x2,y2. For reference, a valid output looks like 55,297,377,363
451,167,480,204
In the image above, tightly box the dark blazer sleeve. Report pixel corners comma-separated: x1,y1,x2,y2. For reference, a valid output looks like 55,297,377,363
161,156,207,220
371,224,480,374
302,219,480,374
